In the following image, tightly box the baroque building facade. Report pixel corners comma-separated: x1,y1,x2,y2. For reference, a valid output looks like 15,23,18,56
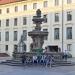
0,0,75,57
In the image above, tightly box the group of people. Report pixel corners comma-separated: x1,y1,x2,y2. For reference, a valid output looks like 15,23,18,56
20,49,68,67
21,54,54,67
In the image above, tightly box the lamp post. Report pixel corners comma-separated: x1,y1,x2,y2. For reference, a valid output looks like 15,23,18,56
61,0,64,52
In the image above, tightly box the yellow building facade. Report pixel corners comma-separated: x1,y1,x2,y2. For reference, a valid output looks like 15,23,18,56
0,0,75,57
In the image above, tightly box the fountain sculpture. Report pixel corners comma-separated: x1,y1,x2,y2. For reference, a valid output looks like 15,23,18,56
28,9,48,52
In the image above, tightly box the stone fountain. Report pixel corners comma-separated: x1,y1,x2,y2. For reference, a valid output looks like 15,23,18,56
12,9,64,59
28,9,48,52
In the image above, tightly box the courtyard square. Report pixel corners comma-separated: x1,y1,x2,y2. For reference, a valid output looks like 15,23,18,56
0,64,75,75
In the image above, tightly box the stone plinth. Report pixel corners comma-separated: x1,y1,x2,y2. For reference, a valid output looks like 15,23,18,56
28,30,48,52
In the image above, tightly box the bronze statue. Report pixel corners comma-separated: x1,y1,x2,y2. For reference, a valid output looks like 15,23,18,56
36,9,41,17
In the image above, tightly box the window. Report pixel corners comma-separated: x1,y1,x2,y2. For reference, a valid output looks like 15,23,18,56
66,27,72,39
0,32,1,41
67,0,72,4
67,44,72,51
23,30,27,41
0,9,2,14
14,18,17,26
6,19,9,26
5,45,8,51
55,0,59,6
7,8,9,13
14,31,17,41
67,11,72,21
43,29,48,40
0,20,1,27
5,31,9,41
54,28,59,40
15,6,18,12
43,1,48,7
33,3,37,9
23,17,27,25
14,45,18,52
24,5,27,10
55,13,59,22
43,14,47,23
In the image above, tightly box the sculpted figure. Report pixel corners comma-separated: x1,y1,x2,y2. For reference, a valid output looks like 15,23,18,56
36,9,41,17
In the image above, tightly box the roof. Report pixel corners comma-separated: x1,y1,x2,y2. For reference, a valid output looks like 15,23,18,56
0,0,25,5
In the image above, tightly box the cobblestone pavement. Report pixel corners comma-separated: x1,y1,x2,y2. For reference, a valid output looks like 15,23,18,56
0,65,75,75
0,57,75,75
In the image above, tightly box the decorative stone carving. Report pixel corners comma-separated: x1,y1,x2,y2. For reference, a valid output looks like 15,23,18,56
18,34,26,53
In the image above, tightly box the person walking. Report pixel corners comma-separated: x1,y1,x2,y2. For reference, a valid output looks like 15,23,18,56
21,54,26,65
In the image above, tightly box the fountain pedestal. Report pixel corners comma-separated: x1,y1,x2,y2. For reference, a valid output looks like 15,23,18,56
28,30,48,52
